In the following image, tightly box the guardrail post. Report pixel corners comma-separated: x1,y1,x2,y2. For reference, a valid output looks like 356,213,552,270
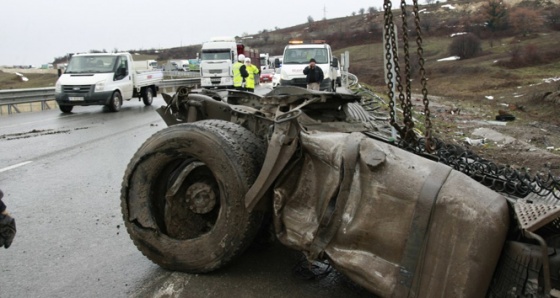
41,100,51,111
8,104,21,115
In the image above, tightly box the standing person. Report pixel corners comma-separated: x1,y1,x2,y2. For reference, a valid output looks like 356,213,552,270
242,57,260,93
303,58,324,91
0,189,16,249
233,54,246,90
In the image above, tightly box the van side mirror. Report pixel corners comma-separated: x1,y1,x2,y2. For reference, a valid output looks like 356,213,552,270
331,58,339,68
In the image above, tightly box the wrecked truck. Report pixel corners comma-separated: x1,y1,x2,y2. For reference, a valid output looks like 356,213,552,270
120,86,560,297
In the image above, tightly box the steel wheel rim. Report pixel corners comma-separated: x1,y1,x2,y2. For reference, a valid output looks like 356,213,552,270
157,158,221,240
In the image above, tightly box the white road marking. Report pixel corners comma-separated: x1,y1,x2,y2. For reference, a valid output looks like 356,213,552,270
0,161,33,173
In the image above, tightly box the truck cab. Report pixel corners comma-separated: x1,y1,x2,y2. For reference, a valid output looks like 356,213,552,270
54,53,162,113
200,37,237,88
279,40,340,92
199,37,261,89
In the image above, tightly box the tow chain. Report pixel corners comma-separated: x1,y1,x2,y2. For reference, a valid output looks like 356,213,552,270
383,0,434,152
376,0,559,200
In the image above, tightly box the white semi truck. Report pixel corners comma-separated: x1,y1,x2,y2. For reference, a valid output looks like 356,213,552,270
199,36,260,89
259,53,269,71
55,53,163,113
199,37,237,88
279,40,341,92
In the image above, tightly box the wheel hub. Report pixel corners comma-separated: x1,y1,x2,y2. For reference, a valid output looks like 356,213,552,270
185,181,217,214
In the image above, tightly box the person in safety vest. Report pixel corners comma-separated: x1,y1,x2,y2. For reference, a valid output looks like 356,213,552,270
241,57,260,93
233,54,247,90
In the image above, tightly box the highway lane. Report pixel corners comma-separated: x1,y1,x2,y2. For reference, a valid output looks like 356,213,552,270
0,92,374,297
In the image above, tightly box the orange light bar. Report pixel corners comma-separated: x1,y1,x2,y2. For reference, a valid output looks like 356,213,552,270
288,39,326,44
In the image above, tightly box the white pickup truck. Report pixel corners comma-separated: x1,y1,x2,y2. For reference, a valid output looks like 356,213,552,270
55,53,163,113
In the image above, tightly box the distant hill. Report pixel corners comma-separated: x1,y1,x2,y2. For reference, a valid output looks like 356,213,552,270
51,0,560,91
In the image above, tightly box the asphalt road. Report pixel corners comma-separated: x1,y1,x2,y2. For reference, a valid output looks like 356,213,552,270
0,94,374,297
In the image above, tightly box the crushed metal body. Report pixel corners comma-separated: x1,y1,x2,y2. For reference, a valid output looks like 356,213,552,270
121,86,560,297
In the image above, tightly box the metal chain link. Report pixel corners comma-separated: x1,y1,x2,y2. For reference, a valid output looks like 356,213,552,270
383,0,400,133
400,1,413,128
412,0,434,152
376,1,558,198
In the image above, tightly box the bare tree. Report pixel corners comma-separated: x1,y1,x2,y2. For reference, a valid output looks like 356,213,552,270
307,15,314,24
368,7,377,15
510,7,543,36
426,0,435,5
359,8,365,15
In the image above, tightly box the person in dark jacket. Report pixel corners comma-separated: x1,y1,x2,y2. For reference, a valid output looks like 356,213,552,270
0,189,16,249
303,58,324,91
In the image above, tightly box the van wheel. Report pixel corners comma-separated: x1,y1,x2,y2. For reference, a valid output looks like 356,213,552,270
59,105,73,113
121,120,266,273
107,91,122,112
142,88,154,106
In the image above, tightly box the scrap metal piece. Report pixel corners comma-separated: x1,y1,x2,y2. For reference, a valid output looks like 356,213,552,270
514,201,560,233
244,119,299,211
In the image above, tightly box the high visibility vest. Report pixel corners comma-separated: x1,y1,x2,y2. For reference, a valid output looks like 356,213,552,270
233,62,244,87
245,64,259,89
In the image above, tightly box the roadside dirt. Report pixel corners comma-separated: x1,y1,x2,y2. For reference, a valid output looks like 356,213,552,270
406,89,560,177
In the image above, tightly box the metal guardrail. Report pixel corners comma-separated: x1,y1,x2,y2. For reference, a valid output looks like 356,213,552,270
0,77,201,115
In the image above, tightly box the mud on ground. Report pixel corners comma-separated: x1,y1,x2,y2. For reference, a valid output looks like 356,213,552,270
406,82,560,177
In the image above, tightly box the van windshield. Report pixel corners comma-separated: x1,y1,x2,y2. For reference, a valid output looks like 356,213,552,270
283,48,328,64
65,56,118,74
201,50,231,61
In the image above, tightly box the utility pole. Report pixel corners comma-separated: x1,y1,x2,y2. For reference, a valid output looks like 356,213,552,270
323,5,327,20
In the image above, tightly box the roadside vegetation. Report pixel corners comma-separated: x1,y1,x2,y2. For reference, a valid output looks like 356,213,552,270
0,70,58,89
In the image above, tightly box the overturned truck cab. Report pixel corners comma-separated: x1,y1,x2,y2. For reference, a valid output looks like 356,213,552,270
121,86,560,297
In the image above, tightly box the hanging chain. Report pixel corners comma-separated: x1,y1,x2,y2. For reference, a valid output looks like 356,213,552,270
412,0,434,152
383,0,433,150
399,0,417,146
383,0,401,135
384,0,409,139
376,1,559,197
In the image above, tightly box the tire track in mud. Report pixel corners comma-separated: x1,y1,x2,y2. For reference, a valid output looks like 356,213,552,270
0,127,90,141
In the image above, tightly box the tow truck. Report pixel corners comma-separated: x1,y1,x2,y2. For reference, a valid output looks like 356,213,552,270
279,40,341,92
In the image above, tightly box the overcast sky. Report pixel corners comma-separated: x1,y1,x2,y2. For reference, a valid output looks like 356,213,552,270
0,0,408,66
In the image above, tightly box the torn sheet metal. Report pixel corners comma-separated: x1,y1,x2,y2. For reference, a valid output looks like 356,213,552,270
273,131,509,297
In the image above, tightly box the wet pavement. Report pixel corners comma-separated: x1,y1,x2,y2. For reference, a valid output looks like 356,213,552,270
0,95,375,297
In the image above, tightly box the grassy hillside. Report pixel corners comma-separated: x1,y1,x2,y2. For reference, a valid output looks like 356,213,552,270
0,70,58,89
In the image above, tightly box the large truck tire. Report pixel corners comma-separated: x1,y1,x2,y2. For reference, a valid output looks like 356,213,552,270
106,91,122,112
142,87,154,106
59,105,73,113
121,120,266,273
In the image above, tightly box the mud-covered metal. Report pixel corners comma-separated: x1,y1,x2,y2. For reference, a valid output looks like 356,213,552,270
124,85,560,297
272,131,508,297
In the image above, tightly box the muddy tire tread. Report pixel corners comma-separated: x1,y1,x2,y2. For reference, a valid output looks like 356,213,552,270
120,120,266,273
